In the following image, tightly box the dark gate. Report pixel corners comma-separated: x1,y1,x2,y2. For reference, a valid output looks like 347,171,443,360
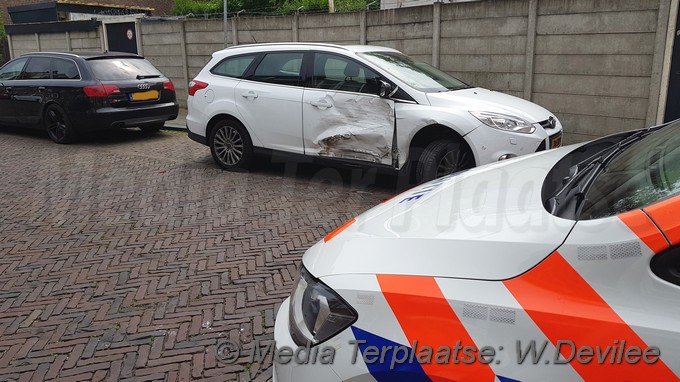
106,22,138,54
665,6,680,122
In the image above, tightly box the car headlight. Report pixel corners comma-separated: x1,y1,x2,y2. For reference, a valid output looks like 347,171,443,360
470,111,536,134
289,266,358,346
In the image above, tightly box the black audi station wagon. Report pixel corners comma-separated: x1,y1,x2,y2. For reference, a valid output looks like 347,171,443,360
0,52,179,143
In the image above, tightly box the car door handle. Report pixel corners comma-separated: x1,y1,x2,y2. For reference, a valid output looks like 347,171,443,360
38,86,46,92
310,99,333,109
241,91,258,99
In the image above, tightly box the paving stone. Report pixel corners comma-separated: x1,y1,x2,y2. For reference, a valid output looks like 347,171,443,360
0,128,394,380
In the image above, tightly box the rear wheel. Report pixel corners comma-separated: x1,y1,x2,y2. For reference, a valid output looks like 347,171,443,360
416,139,473,183
139,122,164,134
44,104,76,144
209,119,253,171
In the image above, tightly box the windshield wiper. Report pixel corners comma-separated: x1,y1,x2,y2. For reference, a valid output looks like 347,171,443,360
547,128,656,219
136,74,161,79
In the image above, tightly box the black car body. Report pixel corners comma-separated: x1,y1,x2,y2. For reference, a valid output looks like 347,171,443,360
0,51,179,143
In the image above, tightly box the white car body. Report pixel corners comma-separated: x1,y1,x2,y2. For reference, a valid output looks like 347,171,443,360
186,43,562,177
273,125,680,381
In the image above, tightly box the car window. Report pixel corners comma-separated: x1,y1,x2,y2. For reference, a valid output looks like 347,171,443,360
580,123,680,219
211,55,257,78
311,53,380,95
88,58,162,81
51,58,80,80
248,52,303,86
0,58,28,80
22,57,52,80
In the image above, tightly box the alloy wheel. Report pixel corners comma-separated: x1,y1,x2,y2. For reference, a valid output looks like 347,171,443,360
46,108,67,142
213,125,244,166
436,150,469,178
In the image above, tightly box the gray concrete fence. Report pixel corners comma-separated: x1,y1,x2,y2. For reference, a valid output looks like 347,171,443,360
7,0,675,144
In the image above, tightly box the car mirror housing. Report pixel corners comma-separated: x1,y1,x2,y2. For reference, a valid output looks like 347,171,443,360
379,80,397,98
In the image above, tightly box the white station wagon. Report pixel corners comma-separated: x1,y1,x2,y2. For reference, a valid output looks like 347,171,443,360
187,43,563,183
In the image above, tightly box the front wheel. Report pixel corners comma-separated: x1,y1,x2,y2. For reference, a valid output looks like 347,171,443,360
44,104,77,144
416,139,473,184
209,119,253,171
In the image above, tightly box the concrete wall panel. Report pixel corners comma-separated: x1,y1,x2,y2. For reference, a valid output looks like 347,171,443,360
534,74,650,98
449,71,525,93
440,54,525,73
300,26,360,43
299,13,359,28
534,55,653,77
440,0,529,20
367,23,433,40
440,16,527,38
536,11,658,35
535,33,656,55
538,0,659,15
39,33,68,51
533,93,648,120
557,114,647,144
440,36,527,55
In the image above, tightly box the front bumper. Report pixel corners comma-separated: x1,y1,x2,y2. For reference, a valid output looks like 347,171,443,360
464,121,563,166
274,298,344,382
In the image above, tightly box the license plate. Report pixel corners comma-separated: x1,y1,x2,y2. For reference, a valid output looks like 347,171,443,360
130,90,159,101
550,133,562,148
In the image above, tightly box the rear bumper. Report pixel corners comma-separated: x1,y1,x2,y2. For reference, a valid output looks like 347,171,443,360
188,130,208,145
70,102,179,132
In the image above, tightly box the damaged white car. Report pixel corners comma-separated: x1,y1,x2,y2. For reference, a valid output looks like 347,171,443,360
187,43,563,183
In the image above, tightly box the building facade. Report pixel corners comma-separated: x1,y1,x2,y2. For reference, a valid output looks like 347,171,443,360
1,0,175,25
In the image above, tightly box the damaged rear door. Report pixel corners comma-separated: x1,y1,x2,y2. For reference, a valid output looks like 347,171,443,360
302,52,395,165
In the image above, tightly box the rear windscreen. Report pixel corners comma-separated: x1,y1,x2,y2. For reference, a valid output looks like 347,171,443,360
88,58,163,81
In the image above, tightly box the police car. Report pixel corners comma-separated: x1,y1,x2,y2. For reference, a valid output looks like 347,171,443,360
273,120,680,381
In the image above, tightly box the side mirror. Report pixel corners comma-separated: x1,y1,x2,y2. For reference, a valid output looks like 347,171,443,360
379,80,398,98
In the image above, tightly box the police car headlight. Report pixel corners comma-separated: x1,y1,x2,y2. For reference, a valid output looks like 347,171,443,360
289,266,357,346
470,111,536,134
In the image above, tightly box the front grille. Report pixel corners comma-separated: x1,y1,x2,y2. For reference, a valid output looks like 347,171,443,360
538,117,557,130
535,139,548,152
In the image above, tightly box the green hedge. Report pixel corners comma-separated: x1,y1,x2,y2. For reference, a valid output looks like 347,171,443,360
173,0,376,16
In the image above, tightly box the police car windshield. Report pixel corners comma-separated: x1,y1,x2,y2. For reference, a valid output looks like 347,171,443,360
579,122,680,219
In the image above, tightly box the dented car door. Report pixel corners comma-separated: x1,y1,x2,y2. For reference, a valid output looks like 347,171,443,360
302,52,395,165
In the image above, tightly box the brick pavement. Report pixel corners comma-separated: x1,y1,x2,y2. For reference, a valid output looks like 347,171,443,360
0,127,395,381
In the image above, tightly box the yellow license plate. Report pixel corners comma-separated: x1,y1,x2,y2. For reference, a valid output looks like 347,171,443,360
130,90,159,101
550,133,562,148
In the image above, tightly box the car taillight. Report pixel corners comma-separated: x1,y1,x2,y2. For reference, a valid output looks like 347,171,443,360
163,81,175,92
188,80,208,96
83,85,121,97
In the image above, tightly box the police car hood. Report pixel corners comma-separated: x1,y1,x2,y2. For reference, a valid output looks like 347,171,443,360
303,147,577,281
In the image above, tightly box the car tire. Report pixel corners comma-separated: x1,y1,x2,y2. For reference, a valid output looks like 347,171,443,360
416,139,473,183
209,118,253,171
44,104,77,144
139,122,164,134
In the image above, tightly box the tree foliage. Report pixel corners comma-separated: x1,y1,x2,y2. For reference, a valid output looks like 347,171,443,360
172,0,376,16
0,19,6,64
